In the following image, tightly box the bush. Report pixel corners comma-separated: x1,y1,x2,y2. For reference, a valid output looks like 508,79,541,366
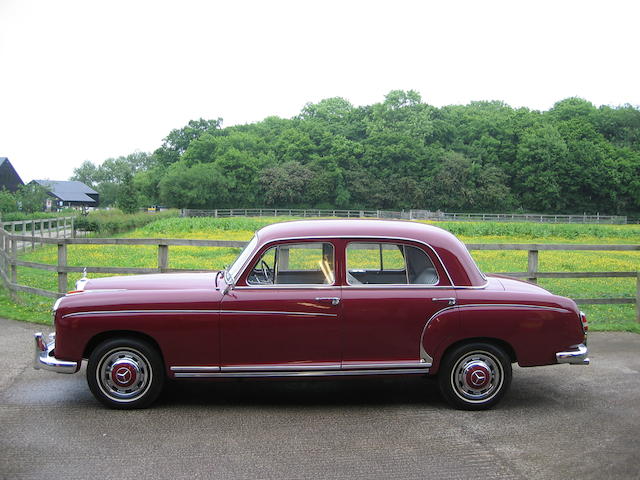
1,211,77,222
74,209,180,235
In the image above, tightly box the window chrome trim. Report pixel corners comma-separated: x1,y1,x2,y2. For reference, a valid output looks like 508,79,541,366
236,235,459,287
345,241,440,287
234,285,341,291
245,241,337,288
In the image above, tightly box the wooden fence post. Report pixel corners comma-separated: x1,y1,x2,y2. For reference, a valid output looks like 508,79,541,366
528,249,539,283
3,233,8,275
71,216,76,238
10,238,17,284
158,244,169,273
31,221,35,250
636,272,640,323
57,243,68,294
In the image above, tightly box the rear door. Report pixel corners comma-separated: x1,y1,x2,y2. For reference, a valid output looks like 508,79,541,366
341,241,456,368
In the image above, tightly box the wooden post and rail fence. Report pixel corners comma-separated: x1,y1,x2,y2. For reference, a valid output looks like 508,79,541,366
0,217,637,322
181,208,629,224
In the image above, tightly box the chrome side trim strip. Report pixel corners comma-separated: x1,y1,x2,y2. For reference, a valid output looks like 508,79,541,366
341,361,430,369
221,363,340,372
170,366,221,372
456,303,570,314
173,368,430,378
62,309,220,318
62,309,337,319
220,310,337,317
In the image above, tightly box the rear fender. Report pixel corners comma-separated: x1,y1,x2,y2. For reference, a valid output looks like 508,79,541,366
420,307,461,373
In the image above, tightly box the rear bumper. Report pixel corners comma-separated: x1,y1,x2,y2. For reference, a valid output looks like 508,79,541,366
33,332,79,374
556,343,590,365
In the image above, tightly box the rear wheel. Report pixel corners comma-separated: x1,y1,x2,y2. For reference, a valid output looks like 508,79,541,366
87,337,164,409
438,342,512,410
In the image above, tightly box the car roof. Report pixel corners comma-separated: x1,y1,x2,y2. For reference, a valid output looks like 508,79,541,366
255,219,486,287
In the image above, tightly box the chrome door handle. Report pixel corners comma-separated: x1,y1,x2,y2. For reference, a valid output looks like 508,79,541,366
432,297,456,306
315,297,340,306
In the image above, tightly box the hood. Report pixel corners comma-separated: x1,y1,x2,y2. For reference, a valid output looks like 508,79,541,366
82,272,219,291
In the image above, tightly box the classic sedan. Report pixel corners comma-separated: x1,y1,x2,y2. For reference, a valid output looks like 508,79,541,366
34,219,589,410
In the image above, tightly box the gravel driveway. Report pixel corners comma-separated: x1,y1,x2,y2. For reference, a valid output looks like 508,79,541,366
1,317,638,480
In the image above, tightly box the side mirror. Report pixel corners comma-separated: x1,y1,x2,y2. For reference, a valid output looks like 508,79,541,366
222,280,235,296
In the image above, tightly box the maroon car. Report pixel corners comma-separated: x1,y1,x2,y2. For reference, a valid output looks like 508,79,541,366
34,219,589,410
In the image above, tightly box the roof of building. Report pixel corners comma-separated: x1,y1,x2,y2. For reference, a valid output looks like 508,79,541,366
0,157,25,192
33,180,98,203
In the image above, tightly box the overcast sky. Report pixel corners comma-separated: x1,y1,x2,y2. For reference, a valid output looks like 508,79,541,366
1,0,638,183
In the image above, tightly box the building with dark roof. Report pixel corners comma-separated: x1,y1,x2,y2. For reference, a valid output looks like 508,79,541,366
0,158,25,192
31,180,99,211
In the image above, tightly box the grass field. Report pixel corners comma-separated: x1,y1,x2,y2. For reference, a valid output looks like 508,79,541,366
1,216,638,333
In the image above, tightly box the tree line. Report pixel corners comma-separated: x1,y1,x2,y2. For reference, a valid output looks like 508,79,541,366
71,92,640,214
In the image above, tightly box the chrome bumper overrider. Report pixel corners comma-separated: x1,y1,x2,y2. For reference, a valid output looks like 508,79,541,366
556,343,590,365
33,332,78,373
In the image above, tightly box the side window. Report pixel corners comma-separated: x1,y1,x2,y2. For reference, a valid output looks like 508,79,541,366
247,242,335,285
346,242,438,285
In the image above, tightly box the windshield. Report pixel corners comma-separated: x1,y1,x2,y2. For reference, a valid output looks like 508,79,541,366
226,236,258,283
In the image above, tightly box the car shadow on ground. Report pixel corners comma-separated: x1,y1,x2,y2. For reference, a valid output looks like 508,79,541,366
159,375,447,409
153,369,561,412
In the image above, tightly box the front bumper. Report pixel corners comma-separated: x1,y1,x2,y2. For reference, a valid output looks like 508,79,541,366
33,332,78,373
556,343,590,365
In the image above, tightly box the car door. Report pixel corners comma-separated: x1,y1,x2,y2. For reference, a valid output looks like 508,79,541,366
340,240,456,369
220,240,342,371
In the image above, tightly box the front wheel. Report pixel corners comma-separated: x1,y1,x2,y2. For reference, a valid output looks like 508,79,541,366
438,342,512,410
87,337,165,409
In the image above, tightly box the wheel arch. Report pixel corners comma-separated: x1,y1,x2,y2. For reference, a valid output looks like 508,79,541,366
434,337,517,374
83,330,165,365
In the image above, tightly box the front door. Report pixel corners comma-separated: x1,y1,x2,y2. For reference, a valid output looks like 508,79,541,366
220,241,342,370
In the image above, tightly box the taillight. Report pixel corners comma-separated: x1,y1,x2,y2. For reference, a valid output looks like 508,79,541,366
580,311,588,333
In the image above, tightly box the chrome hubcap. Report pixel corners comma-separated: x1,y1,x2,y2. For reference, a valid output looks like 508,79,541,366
451,351,503,403
97,348,152,402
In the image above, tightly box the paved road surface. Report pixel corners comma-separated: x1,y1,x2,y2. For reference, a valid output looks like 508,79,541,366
1,317,638,479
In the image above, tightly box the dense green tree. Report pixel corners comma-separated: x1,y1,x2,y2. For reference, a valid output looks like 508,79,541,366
154,118,223,166
260,161,314,206
117,171,139,213
68,94,640,215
